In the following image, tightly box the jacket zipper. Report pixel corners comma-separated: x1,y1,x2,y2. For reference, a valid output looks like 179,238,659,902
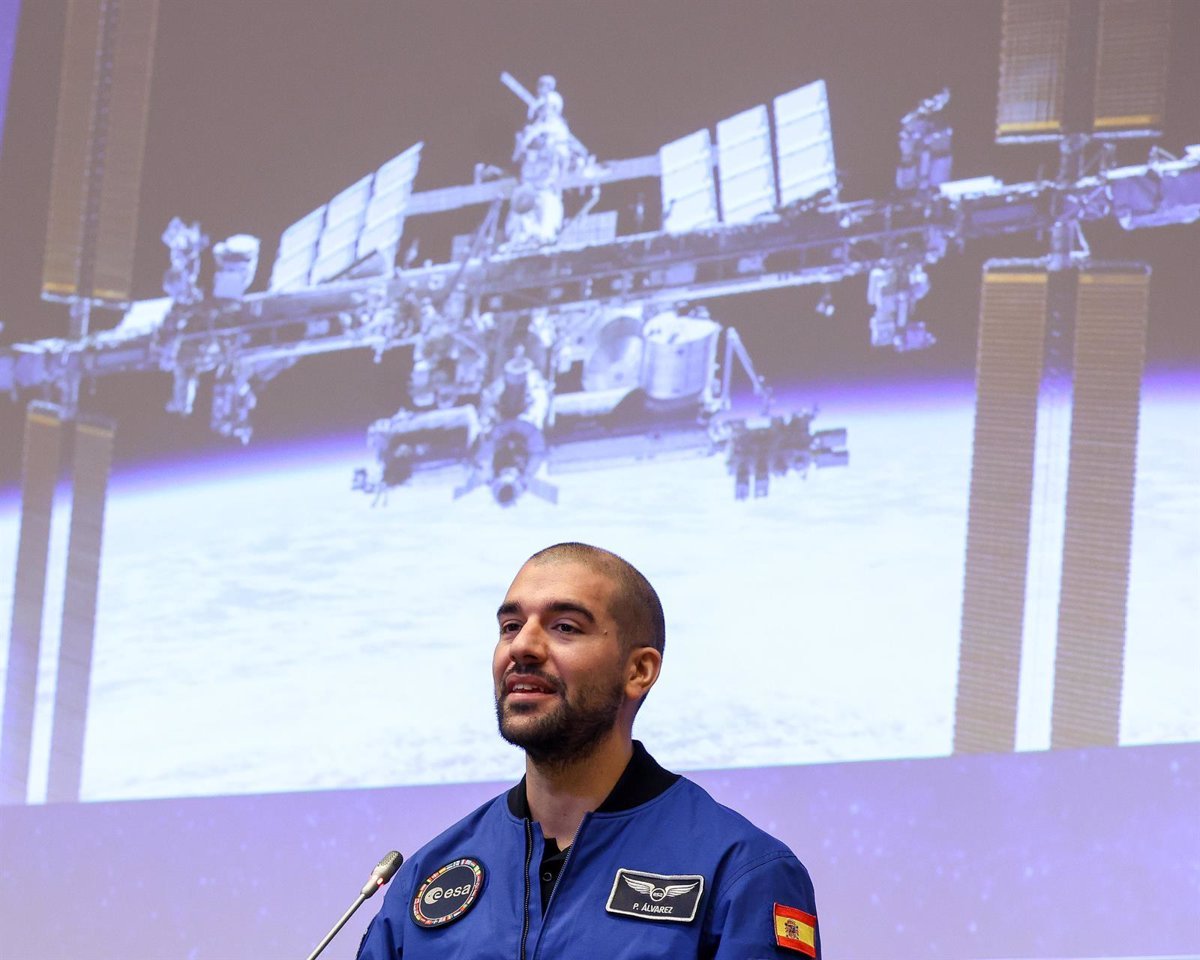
520,818,533,960
530,813,588,960
542,815,584,918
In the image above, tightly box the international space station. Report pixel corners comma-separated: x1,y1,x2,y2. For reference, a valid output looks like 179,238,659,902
3,26,1200,509
7,70,865,506
6,64,1199,507
2,0,1200,805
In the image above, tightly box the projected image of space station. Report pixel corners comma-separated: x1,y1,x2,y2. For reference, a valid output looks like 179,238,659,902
0,1,1197,958
3,0,1196,804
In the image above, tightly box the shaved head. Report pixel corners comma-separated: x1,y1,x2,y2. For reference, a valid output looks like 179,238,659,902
525,543,666,656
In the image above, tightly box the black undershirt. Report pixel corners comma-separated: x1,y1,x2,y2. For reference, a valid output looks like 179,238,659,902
506,741,680,909
538,839,571,905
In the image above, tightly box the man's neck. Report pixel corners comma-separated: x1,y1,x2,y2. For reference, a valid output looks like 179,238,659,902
524,731,633,848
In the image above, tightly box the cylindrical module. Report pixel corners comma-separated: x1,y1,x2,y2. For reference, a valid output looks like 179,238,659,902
640,311,720,403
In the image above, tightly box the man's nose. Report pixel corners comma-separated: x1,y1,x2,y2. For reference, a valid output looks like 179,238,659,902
508,621,548,662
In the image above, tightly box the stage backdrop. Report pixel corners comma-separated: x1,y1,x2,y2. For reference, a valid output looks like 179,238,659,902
1,2,1197,958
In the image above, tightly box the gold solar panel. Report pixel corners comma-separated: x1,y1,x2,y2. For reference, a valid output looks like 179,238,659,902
955,268,1048,753
41,0,104,300
41,0,159,304
47,415,117,802
995,0,1070,142
1092,0,1169,137
92,0,160,301
1051,269,1149,748
0,403,64,804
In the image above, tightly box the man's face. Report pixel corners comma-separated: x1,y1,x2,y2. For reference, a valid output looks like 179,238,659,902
493,559,629,765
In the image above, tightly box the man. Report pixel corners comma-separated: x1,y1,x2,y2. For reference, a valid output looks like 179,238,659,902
357,543,821,959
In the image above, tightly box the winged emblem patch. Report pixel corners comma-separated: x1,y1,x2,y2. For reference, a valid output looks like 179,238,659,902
606,868,705,922
622,876,700,901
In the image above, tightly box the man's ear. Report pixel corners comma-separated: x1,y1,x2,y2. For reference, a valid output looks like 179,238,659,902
625,646,662,701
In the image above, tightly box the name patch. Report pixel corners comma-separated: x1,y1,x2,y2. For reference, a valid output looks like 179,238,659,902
605,868,704,923
411,857,485,929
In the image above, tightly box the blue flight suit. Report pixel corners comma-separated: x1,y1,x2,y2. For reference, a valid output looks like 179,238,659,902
357,743,821,959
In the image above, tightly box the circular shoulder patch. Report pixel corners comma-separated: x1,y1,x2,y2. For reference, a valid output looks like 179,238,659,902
411,857,486,929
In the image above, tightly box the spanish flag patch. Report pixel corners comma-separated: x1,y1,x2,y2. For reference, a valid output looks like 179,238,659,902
773,902,817,956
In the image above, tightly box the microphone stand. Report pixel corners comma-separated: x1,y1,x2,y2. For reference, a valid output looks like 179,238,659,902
306,850,403,960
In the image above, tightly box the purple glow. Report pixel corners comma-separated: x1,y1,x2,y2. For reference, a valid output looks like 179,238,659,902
1,745,1194,959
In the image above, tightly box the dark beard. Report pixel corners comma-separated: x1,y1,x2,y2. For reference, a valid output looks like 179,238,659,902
496,673,624,768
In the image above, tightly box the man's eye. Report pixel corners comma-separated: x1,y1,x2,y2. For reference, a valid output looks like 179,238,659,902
499,621,521,634
554,622,580,634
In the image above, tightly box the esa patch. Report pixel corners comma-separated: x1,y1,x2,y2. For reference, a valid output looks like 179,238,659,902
605,868,704,923
411,858,485,929
773,902,817,956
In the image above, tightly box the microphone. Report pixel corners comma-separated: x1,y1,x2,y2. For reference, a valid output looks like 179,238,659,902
305,850,403,960
360,850,403,897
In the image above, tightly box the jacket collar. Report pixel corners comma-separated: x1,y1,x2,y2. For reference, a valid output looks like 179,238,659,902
506,740,680,818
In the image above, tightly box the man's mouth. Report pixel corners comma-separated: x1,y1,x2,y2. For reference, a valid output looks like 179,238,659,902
503,673,560,701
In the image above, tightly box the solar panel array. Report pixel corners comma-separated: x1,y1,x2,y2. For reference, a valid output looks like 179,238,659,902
995,0,1169,143
994,0,1070,142
41,0,160,307
659,79,836,233
716,105,775,225
269,142,423,291
773,81,837,207
659,129,719,233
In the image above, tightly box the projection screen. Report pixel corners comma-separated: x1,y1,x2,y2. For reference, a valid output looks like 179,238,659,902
0,1,1197,958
